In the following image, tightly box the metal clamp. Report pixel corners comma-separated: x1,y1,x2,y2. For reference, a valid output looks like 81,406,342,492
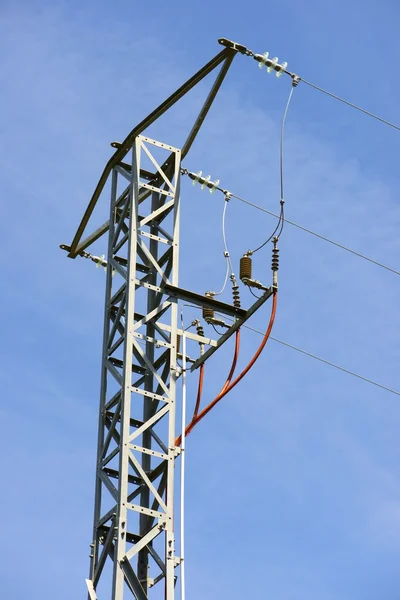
218,38,253,56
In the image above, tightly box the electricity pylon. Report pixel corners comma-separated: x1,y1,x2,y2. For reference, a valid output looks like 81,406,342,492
62,38,276,600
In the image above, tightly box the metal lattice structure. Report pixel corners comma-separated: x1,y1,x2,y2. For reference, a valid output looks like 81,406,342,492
62,38,276,600
86,137,182,600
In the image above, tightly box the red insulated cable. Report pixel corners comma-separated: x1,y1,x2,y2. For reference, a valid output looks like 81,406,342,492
175,362,205,448
175,328,241,447
220,328,241,394
192,363,205,420
184,291,277,438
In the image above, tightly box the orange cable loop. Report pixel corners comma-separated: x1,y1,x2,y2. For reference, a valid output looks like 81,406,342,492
175,328,241,447
182,291,277,441
221,328,241,395
193,363,205,420
175,363,205,448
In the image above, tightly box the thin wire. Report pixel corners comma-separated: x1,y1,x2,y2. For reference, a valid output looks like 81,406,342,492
230,193,400,277
177,304,196,369
222,199,234,274
278,85,295,239
183,304,400,397
214,199,233,296
251,84,295,254
300,77,400,133
214,260,230,297
242,322,400,397
181,304,201,328
181,169,400,276
276,204,285,239
249,288,262,299
210,323,225,336
250,204,283,254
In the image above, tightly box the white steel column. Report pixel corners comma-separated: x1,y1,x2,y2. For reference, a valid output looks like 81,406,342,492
87,135,182,600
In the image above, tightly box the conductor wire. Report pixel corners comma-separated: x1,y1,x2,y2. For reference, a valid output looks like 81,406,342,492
222,317,400,397
250,83,295,254
181,170,400,277
214,197,233,296
229,193,400,277
300,77,400,133
277,84,295,239
179,303,400,399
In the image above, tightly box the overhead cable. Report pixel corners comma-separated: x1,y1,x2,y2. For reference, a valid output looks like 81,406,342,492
278,84,295,238
183,302,399,399
214,197,233,296
249,83,295,254
219,38,400,134
182,169,399,276
229,192,400,276
241,322,400,397
300,77,400,133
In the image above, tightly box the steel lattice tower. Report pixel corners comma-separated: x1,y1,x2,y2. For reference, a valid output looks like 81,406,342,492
62,38,277,600
84,137,182,599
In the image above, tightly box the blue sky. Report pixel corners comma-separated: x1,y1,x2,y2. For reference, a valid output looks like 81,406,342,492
1,1,400,598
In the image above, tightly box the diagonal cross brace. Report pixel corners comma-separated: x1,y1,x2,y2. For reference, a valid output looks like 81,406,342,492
67,46,236,257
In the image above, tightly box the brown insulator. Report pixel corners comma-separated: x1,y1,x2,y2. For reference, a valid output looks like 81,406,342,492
232,284,241,308
271,246,279,272
202,291,215,323
202,306,214,322
196,323,205,339
176,334,181,354
240,254,252,282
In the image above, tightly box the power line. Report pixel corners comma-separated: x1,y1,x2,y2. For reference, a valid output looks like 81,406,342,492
221,197,233,275
214,198,233,296
243,322,400,397
214,257,230,297
248,42,400,133
183,302,400,397
300,77,400,133
233,40,400,133
220,38,400,134
181,171,400,276
230,193,400,277
250,84,295,254
277,83,294,238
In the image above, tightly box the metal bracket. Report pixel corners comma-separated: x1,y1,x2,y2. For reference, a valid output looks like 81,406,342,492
191,287,275,371
65,45,237,259
218,38,252,56
163,283,246,319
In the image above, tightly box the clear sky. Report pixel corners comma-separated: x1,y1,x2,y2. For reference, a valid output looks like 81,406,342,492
1,1,400,599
